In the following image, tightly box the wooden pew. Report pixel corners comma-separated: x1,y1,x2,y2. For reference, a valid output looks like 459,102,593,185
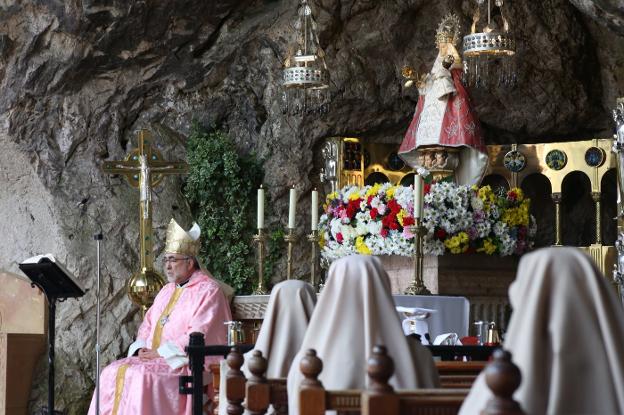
435,361,486,389
298,348,465,415
225,348,287,415
361,346,524,415
299,346,524,415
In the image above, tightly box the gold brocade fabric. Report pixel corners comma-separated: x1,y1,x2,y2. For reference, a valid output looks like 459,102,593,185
112,364,129,415
151,287,184,350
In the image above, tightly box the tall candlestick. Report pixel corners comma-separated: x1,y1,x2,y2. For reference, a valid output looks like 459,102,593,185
414,174,424,219
311,189,319,230
257,186,265,229
288,187,297,229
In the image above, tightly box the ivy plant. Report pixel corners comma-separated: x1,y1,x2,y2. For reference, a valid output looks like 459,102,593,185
184,122,264,294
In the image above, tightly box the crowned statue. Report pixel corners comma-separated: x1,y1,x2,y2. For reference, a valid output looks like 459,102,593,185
399,14,488,185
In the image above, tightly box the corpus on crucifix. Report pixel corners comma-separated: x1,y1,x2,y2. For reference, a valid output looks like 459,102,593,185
103,129,188,313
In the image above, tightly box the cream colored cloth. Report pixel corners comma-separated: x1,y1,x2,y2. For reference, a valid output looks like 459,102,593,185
286,255,439,415
460,247,624,415
218,280,317,415
243,280,317,378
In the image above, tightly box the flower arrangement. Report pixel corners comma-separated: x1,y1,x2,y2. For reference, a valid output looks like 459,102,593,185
319,182,535,263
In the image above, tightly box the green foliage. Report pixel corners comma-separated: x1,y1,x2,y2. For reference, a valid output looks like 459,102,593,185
263,229,285,285
184,122,264,294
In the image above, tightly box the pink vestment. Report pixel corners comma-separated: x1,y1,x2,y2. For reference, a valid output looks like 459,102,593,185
88,270,232,415
399,56,488,185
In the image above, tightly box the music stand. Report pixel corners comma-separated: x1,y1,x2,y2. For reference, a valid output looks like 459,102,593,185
19,257,85,415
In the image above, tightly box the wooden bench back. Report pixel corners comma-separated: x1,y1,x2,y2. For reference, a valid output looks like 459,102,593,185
299,346,524,415
225,346,522,415
436,361,486,389
224,348,287,415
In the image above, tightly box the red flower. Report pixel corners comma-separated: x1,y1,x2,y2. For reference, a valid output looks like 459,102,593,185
424,183,432,194
435,229,447,239
367,195,374,205
380,228,389,238
370,207,379,220
336,233,343,243
346,198,362,219
507,190,517,201
387,199,401,214
402,216,415,227
382,214,399,230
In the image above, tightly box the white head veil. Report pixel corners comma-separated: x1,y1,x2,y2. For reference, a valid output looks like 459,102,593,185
460,247,624,414
286,255,439,414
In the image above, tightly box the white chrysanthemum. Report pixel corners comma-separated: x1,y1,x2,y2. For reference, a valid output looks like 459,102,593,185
470,196,484,211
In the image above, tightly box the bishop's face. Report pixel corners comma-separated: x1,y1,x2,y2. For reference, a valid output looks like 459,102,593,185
163,253,195,284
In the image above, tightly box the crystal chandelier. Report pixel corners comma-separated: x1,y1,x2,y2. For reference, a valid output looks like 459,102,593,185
282,0,330,116
462,0,516,88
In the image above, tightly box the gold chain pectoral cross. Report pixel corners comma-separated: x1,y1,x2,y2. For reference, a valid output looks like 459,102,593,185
103,129,188,313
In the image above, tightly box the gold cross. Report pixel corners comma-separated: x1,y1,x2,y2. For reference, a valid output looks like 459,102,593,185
103,129,188,310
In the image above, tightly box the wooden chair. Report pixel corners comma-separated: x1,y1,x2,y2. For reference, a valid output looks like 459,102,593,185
435,361,486,388
224,348,288,415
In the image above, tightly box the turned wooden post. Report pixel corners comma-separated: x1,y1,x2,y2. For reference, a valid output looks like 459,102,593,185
226,347,246,415
299,349,325,415
481,349,525,415
246,350,270,415
362,345,399,415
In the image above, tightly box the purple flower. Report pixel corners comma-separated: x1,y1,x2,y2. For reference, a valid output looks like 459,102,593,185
467,226,478,239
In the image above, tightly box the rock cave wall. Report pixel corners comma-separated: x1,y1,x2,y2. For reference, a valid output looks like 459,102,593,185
0,0,621,412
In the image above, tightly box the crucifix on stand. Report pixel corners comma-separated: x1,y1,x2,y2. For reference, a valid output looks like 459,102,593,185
103,129,188,314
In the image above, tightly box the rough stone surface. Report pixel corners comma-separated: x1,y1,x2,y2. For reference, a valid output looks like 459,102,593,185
0,0,622,412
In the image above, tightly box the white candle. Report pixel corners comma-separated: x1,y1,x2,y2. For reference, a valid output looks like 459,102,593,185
311,189,319,231
414,174,423,219
257,186,265,229
288,187,297,229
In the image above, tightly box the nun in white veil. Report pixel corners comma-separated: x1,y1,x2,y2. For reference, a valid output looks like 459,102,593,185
287,255,439,414
219,280,317,414
460,247,624,414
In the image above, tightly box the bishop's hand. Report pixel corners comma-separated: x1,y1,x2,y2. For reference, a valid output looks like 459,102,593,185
138,348,159,360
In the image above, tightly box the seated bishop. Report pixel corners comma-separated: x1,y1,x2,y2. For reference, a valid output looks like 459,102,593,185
88,218,232,415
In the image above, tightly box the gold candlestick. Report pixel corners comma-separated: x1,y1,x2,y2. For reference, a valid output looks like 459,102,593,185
404,219,431,295
252,228,268,295
284,228,298,280
307,230,320,289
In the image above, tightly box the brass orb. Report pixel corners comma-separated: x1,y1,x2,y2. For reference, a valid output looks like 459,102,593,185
127,269,166,313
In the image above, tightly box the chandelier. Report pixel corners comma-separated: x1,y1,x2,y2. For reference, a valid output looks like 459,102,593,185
281,0,330,116
462,0,516,88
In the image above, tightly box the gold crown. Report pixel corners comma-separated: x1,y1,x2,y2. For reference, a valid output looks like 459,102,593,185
435,13,462,46
164,219,201,257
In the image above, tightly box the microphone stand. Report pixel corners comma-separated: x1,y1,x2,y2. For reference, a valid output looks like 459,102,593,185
94,233,103,415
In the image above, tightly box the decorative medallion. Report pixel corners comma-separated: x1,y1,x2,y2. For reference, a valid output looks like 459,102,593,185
503,150,526,173
387,152,405,171
545,149,567,170
584,147,606,167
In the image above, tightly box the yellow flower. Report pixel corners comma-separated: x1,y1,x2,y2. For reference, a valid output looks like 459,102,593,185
366,183,382,198
386,186,396,199
509,187,524,201
397,210,406,226
477,238,497,255
348,191,361,201
355,236,371,255
319,232,325,249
